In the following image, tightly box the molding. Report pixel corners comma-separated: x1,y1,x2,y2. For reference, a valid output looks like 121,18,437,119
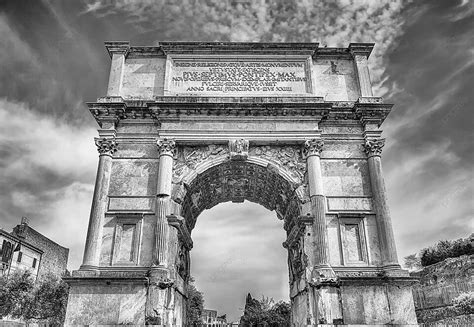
104,41,130,58
88,99,392,129
348,43,375,59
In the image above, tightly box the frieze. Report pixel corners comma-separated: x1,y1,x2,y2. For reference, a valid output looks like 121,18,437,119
249,145,306,183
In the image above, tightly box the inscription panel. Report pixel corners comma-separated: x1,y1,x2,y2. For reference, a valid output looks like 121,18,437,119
168,57,313,96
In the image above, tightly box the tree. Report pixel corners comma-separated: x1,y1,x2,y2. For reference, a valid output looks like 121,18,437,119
0,270,68,326
186,276,204,326
239,293,290,327
403,253,421,271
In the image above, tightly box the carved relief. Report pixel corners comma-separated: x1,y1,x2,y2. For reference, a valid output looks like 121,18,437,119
173,145,227,182
94,137,118,155
363,138,385,157
250,146,306,183
181,161,297,230
176,243,189,280
285,237,306,281
229,139,249,160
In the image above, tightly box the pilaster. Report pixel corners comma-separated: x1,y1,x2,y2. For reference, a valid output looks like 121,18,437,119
349,43,374,97
105,41,129,97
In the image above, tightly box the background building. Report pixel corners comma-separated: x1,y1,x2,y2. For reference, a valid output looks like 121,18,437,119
0,217,69,280
201,309,227,327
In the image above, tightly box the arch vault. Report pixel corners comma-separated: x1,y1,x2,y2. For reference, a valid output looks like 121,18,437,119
64,42,418,326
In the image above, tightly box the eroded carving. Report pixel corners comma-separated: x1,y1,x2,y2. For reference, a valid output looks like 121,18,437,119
229,139,249,160
94,137,117,155
181,161,297,230
157,138,176,156
173,145,227,182
250,146,306,183
303,138,324,157
363,138,385,157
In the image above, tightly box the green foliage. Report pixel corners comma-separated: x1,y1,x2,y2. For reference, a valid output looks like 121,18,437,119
0,270,68,326
186,276,204,326
420,234,473,267
452,292,474,314
239,293,290,327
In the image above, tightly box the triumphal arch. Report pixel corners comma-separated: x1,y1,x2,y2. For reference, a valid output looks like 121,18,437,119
65,42,417,325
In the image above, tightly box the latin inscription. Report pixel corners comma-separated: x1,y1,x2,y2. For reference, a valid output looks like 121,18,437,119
169,60,310,95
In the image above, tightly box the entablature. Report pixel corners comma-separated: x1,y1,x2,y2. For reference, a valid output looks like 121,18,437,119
88,97,392,128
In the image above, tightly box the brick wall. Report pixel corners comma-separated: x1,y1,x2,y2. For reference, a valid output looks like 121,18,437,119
12,223,69,279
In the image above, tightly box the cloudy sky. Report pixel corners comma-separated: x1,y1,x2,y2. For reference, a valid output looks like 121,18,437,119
0,0,472,321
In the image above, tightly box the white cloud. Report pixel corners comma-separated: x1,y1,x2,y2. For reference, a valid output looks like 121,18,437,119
0,98,97,270
191,201,288,321
81,0,410,96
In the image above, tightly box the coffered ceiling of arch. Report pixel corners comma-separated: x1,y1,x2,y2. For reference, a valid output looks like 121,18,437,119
180,161,298,231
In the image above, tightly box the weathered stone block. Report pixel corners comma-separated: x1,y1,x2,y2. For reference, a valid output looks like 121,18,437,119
109,160,158,196
312,59,359,101
322,159,371,196
121,58,166,98
64,282,146,325
108,197,155,211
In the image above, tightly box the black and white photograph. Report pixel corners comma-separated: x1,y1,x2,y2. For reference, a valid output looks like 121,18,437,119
0,0,472,326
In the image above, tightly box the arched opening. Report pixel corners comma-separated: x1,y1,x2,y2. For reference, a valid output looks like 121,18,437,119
172,158,304,323
191,201,289,322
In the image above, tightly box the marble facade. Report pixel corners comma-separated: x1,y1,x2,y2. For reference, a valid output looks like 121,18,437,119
64,42,417,326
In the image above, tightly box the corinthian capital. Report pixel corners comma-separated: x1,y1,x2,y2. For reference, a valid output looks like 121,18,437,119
94,138,117,156
364,138,385,157
303,139,324,158
157,138,176,156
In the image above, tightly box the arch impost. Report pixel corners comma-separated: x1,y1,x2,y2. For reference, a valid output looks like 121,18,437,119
166,214,193,250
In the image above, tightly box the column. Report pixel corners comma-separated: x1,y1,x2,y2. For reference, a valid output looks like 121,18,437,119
154,138,176,266
349,43,374,97
304,138,331,270
304,139,329,267
364,138,399,266
105,41,129,97
80,137,117,270
304,139,342,324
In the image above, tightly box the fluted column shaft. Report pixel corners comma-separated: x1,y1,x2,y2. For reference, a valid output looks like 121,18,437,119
154,139,175,266
304,139,330,267
364,139,399,266
81,138,117,270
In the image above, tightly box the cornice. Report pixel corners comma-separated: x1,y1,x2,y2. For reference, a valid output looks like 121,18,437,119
104,41,130,58
87,97,392,127
104,41,376,59
348,43,375,59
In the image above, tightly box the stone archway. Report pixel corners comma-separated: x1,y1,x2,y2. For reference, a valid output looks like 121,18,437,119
161,141,312,325
64,41,418,326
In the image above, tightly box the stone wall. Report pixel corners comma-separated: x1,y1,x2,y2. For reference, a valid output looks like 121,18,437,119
411,254,473,324
12,223,69,279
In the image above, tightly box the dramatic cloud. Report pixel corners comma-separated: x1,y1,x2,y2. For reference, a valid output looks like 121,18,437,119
0,98,97,269
82,0,410,95
0,0,472,322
